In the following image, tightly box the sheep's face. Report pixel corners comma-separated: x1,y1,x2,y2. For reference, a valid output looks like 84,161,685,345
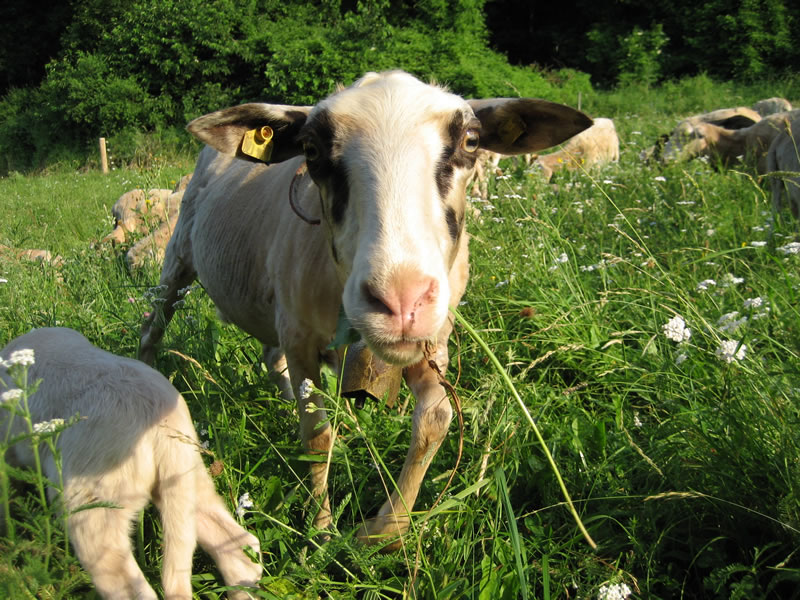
186,70,592,367
297,72,478,365
662,121,711,162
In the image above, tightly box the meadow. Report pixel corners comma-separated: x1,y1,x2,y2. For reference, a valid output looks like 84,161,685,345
1,75,800,599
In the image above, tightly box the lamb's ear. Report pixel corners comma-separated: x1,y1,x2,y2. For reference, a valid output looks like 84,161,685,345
187,103,313,164
469,98,592,155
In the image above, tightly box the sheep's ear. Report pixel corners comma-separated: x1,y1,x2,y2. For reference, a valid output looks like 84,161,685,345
712,115,759,130
187,103,313,164
468,98,592,155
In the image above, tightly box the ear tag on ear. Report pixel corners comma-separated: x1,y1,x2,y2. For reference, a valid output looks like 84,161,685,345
499,114,526,146
241,126,274,162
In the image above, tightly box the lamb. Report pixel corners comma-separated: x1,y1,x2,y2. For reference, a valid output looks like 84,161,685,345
528,117,620,181
766,113,800,220
0,244,64,267
1,327,262,600
661,109,800,173
139,70,591,549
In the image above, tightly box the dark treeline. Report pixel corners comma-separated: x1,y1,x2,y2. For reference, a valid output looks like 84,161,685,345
0,0,797,172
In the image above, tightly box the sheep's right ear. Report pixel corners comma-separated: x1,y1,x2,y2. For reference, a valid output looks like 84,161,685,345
187,103,313,164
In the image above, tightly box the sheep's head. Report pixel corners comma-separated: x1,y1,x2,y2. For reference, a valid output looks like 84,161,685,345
187,71,591,365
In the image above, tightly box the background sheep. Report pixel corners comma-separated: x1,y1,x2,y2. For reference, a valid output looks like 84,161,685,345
139,70,591,549
1,327,262,600
766,113,800,221
752,97,793,117
528,117,620,180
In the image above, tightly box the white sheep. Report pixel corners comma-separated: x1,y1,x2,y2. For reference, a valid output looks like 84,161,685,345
662,109,800,173
766,112,800,221
139,70,591,549
1,327,262,600
528,117,620,180
752,97,793,117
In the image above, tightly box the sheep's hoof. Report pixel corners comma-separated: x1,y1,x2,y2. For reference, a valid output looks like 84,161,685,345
356,515,409,552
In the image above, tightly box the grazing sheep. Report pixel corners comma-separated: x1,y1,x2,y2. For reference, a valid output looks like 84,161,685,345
139,70,591,549
0,244,64,268
766,113,800,220
642,106,763,162
1,327,262,600
125,187,188,270
528,117,620,180
662,109,800,173
752,97,793,117
104,175,192,248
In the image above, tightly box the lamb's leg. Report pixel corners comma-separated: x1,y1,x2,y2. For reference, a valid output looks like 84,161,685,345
358,341,453,551
67,491,157,600
285,345,333,532
153,462,198,599
195,468,262,600
138,254,196,365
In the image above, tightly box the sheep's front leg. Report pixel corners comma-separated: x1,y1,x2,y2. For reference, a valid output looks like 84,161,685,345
358,344,452,550
285,346,334,533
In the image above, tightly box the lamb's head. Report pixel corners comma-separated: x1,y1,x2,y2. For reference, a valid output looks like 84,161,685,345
187,70,591,366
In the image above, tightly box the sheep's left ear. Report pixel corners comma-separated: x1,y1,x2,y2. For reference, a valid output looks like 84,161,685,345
469,98,592,155
187,103,314,164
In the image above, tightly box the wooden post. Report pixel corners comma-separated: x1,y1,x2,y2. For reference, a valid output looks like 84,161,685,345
577,92,582,112
99,137,109,174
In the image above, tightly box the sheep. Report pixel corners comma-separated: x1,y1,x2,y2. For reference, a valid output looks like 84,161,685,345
125,186,188,270
766,112,800,221
528,117,620,181
1,327,262,600
104,174,193,248
138,70,591,549
752,97,793,117
661,109,800,173
467,149,502,199
642,106,763,162
0,244,64,268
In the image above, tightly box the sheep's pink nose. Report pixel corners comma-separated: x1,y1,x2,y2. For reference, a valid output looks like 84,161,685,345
363,274,439,338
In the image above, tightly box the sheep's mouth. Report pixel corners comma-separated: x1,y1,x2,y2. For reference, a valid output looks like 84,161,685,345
368,337,425,366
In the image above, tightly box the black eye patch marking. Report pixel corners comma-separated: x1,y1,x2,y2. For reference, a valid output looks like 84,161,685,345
435,112,481,199
445,205,463,243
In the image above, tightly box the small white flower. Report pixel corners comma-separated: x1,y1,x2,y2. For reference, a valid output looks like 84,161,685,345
743,297,764,309
718,312,747,333
0,278,7,284
495,280,509,287
663,315,691,343
299,378,314,401
706,228,716,237
715,340,746,363
750,241,767,247
4,349,35,368
653,176,666,182
696,279,717,291
235,492,254,518
597,582,632,600
721,273,744,286
1,388,23,405
777,242,800,255
33,418,65,434
633,412,643,427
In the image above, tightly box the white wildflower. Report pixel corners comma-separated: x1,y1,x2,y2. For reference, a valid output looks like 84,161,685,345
675,351,689,365
718,312,747,333
696,279,716,291
33,419,65,434
603,179,614,184
0,278,7,284
721,273,744,286
597,582,632,600
653,176,666,182
1,388,23,405
495,280,509,288
555,252,569,264
633,412,643,427
715,340,746,363
235,492,254,518
742,297,764,310
299,378,314,401
663,315,691,343
777,242,800,255
4,348,35,368
491,217,505,223
750,241,767,247
706,229,716,237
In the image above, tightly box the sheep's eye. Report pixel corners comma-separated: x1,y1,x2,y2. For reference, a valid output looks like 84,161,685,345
462,129,480,152
303,141,321,162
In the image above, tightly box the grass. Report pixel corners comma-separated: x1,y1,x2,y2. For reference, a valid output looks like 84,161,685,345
1,74,800,599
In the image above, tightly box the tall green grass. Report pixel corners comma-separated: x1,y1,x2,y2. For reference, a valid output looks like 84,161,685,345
1,76,799,598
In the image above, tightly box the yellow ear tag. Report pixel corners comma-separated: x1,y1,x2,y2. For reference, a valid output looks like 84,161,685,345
241,126,274,162
499,114,526,146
